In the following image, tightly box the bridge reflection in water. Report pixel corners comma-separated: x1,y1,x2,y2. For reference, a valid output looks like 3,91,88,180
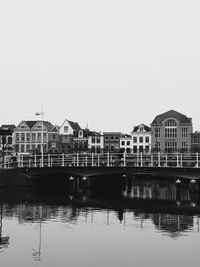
0,176,199,231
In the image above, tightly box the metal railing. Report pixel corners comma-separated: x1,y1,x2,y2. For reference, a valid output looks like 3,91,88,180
0,152,200,169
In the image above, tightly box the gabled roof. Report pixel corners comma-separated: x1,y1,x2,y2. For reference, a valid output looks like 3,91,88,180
50,126,59,132
0,124,16,131
68,120,81,131
151,110,192,124
25,121,38,128
73,129,101,138
132,124,151,132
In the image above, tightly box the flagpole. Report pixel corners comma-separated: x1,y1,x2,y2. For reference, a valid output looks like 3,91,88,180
36,106,44,167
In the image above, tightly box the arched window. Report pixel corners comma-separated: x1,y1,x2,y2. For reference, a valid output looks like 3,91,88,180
165,119,177,127
165,119,177,138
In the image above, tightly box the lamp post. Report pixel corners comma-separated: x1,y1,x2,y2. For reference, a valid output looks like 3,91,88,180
36,107,44,167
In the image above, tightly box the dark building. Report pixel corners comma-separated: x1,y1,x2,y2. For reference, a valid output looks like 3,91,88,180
103,132,121,153
191,131,200,153
151,110,193,153
0,124,16,155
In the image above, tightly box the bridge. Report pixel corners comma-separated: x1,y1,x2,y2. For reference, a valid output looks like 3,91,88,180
1,152,200,183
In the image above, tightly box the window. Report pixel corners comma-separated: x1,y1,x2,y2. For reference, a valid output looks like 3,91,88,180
155,128,160,138
38,133,41,142
52,142,56,148
145,136,149,143
182,128,188,138
121,141,125,146
21,144,24,152
21,133,25,142
43,133,47,142
182,142,188,152
165,142,177,152
92,137,95,143
110,136,114,140
79,130,83,138
139,126,144,132
115,136,119,140
26,133,30,142
15,144,19,152
165,119,177,138
32,133,36,142
64,126,68,133
97,137,100,143
105,136,109,141
16,133,19,142
139,137,143,143
155,141,160,151
127,141,130,146
133,137,137,143
26,145,30,152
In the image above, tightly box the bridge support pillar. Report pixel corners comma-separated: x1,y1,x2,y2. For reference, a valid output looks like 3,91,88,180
34,154,37,167
123,152,126,167
176,152,179,167
107,152,110,166
48,154,50,167
140,152,143,167
149,154,153,167
180,154,183,167
136,152,139,167
62,153,64,167
76,153,79,167
158,152,161,167
195,152,199,168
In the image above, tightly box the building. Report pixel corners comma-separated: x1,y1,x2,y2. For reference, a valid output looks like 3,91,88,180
73,128,104,153
151,110,193,153
103,132,121,153
120,134,132,153
14,120,60,154
131,124,151,153
59,119,81,153
88,132,104,153
0,124,16,155
191,131,200,153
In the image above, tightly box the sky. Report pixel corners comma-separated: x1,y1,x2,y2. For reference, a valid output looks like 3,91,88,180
1,0,200,133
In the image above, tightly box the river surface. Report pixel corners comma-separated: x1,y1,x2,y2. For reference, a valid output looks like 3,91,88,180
0,176,200,267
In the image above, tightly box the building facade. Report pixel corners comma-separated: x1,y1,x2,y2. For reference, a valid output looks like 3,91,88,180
14,120,60,154
120,134,132,153
103,132,121,153
59,119,81,153
191,131,200,153
88,132,104,153
151,110,193,153
0,124,16,155
131,124,151,153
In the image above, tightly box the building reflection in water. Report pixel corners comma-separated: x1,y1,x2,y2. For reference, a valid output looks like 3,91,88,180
0,175,199,247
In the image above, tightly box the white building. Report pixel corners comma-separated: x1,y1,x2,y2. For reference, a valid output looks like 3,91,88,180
59,119,81,153
120,134,132,153
131,124,151,153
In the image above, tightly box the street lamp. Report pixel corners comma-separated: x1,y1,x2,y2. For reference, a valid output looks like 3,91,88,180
36,107,44,167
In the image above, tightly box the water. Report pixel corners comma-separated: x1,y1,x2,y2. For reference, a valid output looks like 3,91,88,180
0,176,200,267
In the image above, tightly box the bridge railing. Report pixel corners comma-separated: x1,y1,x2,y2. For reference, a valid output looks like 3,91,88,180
0,152,200,169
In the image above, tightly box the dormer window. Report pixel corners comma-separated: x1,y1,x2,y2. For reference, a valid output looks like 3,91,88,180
79,130,83,138
64,126,68,133
139,126,144,132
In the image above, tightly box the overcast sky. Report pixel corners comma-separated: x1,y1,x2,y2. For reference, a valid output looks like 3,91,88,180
1,0,200,133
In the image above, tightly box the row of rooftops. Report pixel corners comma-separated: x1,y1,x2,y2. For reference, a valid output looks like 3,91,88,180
0,109,194,136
